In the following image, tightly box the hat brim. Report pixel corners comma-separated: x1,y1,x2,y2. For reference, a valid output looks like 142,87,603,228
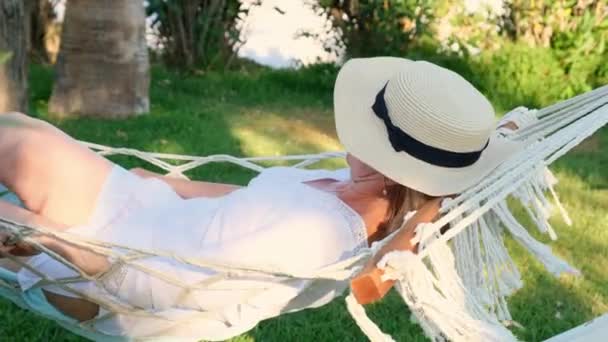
334,57,524,196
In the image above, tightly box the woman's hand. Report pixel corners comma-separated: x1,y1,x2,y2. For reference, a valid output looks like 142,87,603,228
498,121,519,131
350,198,442,305
497,106,538,133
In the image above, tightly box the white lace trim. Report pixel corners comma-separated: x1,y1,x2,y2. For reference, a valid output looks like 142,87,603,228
331,197,368,254
293,183,368,254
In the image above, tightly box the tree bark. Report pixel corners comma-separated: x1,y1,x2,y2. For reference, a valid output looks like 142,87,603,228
49,0,150,118
0,0,28,113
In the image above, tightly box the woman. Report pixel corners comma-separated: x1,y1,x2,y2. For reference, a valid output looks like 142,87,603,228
0,57,522,340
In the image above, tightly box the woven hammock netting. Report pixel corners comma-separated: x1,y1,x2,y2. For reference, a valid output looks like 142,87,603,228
0,85,607,342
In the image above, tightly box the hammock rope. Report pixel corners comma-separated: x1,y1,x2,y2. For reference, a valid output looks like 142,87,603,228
0,85,606,341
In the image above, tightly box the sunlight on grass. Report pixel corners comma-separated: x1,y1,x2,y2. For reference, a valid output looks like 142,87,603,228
229,109,348,170
230,110,342,156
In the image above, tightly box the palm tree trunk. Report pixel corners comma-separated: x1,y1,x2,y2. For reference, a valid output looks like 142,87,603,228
0,0,28,113
49,0,149,118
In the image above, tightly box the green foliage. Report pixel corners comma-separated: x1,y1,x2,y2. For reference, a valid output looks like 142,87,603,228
409,42,596,114
146,0,254,71
550,6,608,93
503,0,608,95
412,1,608,113
313,0,435,58
474,44,568,111
431,0,505,53
503,1,604,46
303,1,606,116
263,62,339,98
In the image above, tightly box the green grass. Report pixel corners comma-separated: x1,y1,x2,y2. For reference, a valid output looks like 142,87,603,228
0,63,606,341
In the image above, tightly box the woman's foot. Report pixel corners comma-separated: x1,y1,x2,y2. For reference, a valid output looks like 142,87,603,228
0,231,13,255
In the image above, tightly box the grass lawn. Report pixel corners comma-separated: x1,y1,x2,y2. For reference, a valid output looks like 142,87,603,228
0,64,606,341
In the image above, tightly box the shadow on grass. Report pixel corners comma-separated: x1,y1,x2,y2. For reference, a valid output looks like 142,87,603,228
506,258,596,342
247,289,428,342
504,161,608,341
550,128,608,191
506,220,608,341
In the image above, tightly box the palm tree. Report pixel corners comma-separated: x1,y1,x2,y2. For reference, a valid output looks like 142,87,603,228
49,0,149,118
0,0,28,113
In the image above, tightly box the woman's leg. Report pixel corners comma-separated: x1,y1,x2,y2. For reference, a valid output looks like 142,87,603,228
0,198,109,273
0,112,112,227
0,200,101,321
0,113,120,321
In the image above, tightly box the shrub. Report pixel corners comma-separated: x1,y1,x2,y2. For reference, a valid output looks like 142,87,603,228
312,0,435,58
146,0,254,71
473,43,568,111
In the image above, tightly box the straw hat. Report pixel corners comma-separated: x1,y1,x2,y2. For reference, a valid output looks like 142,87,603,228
334,57,523,196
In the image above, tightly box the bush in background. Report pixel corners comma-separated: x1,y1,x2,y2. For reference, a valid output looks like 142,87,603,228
316,0,607,112
146,0,256,71
473,44,568,111
313,0,435,58
503,0,607,95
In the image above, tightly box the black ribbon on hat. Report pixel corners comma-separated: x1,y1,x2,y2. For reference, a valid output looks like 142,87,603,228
371,84,489,168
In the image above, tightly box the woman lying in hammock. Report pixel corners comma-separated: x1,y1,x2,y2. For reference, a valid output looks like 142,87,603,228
0,57,522,340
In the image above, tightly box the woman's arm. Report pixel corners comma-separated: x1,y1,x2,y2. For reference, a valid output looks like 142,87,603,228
350,198,442,304
130,168,241,199
351,122,523,304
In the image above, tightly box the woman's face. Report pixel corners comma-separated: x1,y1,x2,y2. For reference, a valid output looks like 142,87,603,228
346,153,380,181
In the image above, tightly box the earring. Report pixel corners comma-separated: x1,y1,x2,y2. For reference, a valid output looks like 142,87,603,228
382,177,388,197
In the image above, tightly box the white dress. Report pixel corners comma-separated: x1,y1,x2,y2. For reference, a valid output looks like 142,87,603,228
18,165,368,341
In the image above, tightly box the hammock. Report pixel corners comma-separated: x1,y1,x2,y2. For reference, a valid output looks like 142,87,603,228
0,84,607,342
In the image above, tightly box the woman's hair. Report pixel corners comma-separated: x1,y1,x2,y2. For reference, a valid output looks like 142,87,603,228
374,183,436,241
